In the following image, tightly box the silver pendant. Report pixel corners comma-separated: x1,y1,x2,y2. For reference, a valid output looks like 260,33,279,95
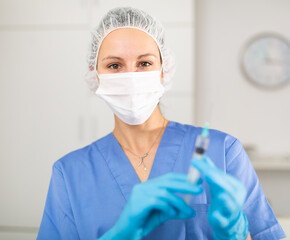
138,153,148,167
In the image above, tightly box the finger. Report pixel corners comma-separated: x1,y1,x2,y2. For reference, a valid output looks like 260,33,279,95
197,177,203,185
132,179,202,217
148,173,203,195
209,208,244,237
214,193,240,218
204,157,246,193
160,181,203,195
141,200,172,235
208,209,230,229
155,172,203,186
157,189,196,219
191,157,236,193
156,172,189,183
203,156,216,167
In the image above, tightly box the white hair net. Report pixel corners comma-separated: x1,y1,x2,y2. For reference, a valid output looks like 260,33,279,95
85,7,175,92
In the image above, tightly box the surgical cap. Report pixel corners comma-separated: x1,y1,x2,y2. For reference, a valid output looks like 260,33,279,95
85,7,175,92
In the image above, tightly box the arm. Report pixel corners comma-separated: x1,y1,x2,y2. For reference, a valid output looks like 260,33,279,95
225,139,286,239
37,165,80,240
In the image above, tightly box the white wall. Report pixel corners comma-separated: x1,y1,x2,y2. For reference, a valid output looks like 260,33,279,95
0,0,195,238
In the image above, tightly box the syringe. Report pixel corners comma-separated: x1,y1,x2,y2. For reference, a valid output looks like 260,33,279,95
184,123,210,204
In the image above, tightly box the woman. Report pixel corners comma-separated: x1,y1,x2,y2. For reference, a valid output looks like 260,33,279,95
37,7,285,240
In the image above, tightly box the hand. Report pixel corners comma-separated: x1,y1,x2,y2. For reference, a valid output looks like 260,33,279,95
100,173,203,240
191,157,249,240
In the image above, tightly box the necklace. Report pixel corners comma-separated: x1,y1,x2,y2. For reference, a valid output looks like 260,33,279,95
120,119,166,171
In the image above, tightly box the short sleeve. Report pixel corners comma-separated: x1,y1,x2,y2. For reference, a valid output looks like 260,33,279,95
225,138,286,240
37,163,80,240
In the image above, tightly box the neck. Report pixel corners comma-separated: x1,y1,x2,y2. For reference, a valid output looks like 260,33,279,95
112,106,169,155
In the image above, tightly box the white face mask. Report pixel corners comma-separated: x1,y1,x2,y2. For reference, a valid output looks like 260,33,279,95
95,70,164,125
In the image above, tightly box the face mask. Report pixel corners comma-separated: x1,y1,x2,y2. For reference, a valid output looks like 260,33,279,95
95,70,164,125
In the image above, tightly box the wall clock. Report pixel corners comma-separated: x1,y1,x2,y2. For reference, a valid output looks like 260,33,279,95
241,34,290,89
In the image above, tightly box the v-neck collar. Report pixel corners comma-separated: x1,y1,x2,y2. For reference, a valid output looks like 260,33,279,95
97,121,186,201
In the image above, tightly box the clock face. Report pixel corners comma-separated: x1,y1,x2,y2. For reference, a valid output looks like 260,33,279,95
242,34,290,88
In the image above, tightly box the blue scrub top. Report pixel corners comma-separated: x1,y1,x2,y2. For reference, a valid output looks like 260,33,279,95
37,121,286,240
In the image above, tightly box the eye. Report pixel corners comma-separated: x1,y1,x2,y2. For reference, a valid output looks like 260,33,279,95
139,61,152,67
108,63,121,70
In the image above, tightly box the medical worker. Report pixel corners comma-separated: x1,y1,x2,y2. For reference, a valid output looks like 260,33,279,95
37,7,286,240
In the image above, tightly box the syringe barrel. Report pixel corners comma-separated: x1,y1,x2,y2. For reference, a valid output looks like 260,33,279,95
185,134,209,204
194,135,209,156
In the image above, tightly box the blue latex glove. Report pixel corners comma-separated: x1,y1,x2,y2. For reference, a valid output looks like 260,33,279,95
191,157,249,240
99,173,203,240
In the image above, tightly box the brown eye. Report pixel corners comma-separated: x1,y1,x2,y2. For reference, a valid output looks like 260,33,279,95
108,63,121,69
139,62,152,67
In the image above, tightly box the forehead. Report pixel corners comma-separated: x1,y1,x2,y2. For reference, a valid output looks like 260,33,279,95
98,28,160,59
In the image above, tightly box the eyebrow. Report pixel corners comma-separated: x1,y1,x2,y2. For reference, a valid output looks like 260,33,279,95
101,53,157,61
137,53,158,59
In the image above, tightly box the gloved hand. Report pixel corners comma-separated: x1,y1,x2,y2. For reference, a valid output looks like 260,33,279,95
99,173,203,240
191,157,249,240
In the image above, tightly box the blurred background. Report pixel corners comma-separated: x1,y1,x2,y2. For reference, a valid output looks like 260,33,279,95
0,0,289,239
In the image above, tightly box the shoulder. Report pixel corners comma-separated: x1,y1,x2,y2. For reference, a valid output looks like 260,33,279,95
170,121,239,149
53,133,112,171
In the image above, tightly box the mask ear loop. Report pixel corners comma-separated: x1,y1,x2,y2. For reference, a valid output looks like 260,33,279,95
94,55,101,86
160,66,164,84
96,69,100,86
157,44,164,84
